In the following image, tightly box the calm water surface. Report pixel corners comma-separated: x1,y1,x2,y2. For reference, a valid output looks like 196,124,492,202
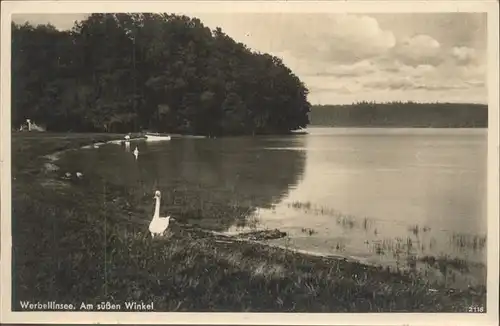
59,127,488,288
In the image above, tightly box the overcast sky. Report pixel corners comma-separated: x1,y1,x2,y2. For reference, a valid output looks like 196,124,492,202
12,12,487,105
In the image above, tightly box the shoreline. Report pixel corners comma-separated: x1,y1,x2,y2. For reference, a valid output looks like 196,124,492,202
40,138,378,269
39,134,488,282
35,137,445,276
307,125,488,129
10,132,487,312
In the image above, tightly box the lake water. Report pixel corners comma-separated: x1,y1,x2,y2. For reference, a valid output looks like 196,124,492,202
58,127,488,289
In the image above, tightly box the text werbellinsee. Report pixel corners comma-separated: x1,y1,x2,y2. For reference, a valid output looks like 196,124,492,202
19,301,154,311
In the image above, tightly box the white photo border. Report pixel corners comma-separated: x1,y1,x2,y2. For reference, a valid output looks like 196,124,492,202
1,1,498,325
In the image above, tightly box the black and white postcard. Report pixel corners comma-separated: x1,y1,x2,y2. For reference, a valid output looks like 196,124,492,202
1,1,498,325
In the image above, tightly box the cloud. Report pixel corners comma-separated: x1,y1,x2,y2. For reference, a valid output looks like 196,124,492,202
465,80,485,87
364,78,414,90
309,85,354,94
397,63,436,78
198,14,396,64
10,12,487,104
267,15,485,103
362,58,485,91
314,60,378,78
391,34,443,66
309,15,396,63
364,77,472,91
451,46,478,66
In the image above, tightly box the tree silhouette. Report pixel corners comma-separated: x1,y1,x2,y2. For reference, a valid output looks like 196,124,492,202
12,14,311,135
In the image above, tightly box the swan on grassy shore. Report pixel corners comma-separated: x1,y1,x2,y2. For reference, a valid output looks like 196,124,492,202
125,134,131,141
76,172,83,178
149,190,174,238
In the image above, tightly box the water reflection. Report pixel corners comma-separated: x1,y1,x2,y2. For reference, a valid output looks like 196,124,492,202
58,136,307,231
222,128,487,288
133,146,139,160
54,128,486,288
138,137,307,230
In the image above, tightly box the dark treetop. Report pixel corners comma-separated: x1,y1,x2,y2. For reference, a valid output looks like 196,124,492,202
12,13,311,136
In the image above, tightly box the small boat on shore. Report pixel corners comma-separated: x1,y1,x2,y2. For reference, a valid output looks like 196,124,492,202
290,128,308,135
145,132,172,141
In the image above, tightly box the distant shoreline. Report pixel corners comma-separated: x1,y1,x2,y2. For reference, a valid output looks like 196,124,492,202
307,125,488,128
309,102,488,128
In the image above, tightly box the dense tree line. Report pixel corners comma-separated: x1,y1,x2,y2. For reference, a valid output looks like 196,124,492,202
12,13,311,135
309,102,488,128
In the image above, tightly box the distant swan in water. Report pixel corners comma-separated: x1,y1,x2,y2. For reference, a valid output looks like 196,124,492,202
133,146,139,159
62,172,83,180
149,190,173,238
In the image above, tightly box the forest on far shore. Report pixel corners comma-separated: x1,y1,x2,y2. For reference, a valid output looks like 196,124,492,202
308,102,488,128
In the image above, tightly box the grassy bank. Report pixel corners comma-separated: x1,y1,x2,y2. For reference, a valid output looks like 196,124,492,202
10,132,486,312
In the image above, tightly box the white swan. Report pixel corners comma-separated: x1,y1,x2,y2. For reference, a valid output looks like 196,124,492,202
76,172,83,178
124,134,131,141
133,146,139,158
149,190,173,238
